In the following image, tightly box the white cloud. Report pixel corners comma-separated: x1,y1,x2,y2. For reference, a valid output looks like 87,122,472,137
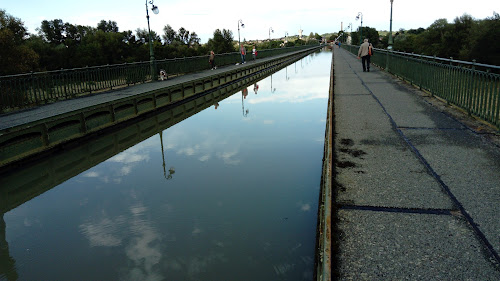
83,171,100,178
199,155,210,162
110,153,150,164
297,202,311,212
217,150,241,165
123,204,164,281
79,217,125,247
5,0,495,45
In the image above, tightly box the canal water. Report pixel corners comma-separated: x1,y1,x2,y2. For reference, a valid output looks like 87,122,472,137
1,49,332,281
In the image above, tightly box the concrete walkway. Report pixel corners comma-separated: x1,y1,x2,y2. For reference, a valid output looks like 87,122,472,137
333,47,500,280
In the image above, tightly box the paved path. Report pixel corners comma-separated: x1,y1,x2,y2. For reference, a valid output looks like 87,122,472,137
333,47,500,280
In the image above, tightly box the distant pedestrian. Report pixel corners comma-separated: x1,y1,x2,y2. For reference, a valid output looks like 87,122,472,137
240,45,246,64
357,39,371,72
338,41,341,48
252,45,257,61
209,50,216,70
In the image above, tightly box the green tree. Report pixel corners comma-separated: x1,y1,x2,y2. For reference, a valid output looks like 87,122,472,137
462,12,500,65
177,27,189,44
39,19,65,44
206,29,234,54
417,18,450,57
97,20,119,33
0,9,39,75
445,14,474,59
351,26,379,46
135,28,160,43
162,24,177,44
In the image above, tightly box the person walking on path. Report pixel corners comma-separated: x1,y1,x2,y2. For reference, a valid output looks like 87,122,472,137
357,38,371,72
209,51,216,70
252,45,257,61
240,45,247,64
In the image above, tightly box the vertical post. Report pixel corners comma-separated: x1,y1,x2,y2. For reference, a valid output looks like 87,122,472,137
467,59,476,116
238,19,244,63
238,21,241,53
146,0,158,81
356,12,363,45
386,0,394,72
388,0,394,49
360,17,363,44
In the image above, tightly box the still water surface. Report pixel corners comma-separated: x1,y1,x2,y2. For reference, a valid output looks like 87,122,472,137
1,49,332,280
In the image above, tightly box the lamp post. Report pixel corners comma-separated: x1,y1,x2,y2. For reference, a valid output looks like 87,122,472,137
388,0,394,50
269,27,274,41
238,19,244,53
285,32,288,43
356,12,363,45
350,22,353,44
386,0,394,72
145,0,159,81
345,23,352,43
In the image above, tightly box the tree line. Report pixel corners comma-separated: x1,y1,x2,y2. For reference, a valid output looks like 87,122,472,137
0,9,316,76
337,13,499,66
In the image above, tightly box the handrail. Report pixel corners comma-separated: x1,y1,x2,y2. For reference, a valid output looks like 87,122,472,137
384,49,500,70
341,44,500,128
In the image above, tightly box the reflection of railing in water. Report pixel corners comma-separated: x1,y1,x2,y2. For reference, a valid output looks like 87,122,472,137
0,49,305,216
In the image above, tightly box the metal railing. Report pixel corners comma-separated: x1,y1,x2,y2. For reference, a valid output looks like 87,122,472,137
0,45,320,113
342,44,500,128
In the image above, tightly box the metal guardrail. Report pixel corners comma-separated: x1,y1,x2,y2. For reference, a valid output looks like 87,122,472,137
342,44,500,128
0,45,320,113
315,49,334,281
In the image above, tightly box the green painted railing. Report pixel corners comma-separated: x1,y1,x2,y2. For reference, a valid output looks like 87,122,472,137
0,45,320,113
342,44,500,128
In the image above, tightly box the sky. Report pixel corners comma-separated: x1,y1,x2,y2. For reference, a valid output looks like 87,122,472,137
2,0,498,43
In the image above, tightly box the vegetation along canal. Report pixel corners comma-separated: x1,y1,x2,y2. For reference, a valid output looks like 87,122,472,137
0,49,332,280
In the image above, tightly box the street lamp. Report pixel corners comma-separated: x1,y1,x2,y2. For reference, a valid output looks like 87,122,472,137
238,19,244,53
356,12,363,45
146,0,159,81
350,22,353,44
388,0,394,50
345,23,352,43
269,27,274,41
386,0,394,72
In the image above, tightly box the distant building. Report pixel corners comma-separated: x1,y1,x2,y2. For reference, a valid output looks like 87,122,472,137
299,28,303,39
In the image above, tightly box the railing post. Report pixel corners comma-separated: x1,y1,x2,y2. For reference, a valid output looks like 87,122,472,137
385,49,389,72
467,60,476,116
419,54,423,90
30,71,37,105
